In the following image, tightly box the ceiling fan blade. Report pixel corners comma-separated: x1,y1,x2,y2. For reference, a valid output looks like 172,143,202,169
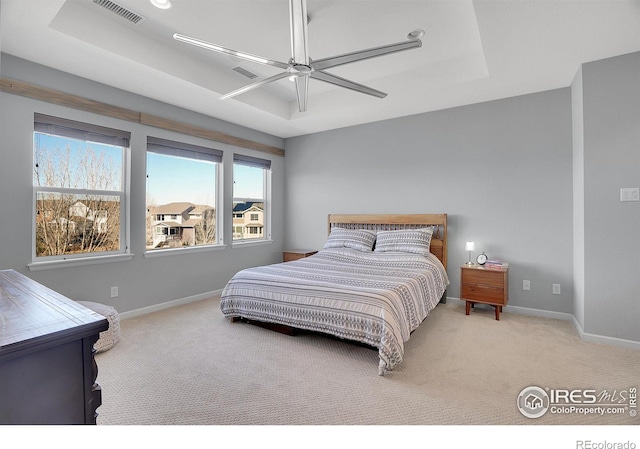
173,33,290,70
311,39,422,72
293,75,309,112
311,71,387,98
220,71,292,100
289,0,309,64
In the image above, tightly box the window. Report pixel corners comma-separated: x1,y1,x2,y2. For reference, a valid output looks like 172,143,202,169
233,154,271,242
146,137,222,250
33,114,129,261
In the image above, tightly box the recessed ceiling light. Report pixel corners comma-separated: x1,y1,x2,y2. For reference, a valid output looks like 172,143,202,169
407,29,425,40
150,0,172,9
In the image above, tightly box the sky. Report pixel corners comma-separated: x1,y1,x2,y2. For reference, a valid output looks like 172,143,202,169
34,133,123,191
34,132,264,208
147,153,264,207
146,152,217,207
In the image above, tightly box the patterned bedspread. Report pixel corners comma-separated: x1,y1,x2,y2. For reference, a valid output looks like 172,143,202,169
220,248,450,374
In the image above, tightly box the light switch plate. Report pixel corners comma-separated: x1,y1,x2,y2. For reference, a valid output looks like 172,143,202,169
620,187,639,202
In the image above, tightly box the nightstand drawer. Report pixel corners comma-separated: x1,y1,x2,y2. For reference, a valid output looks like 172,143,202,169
460,264,509,320
284,253,306,262
283,250,318,262
462,269,505,288
461,283,506,305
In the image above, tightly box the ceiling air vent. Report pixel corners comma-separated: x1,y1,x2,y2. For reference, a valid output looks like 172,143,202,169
232,66,258,80
92,0,144,24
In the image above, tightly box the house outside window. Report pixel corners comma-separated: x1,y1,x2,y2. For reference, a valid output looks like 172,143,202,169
146,137,222,250
32,114,130,262
232,154,271,242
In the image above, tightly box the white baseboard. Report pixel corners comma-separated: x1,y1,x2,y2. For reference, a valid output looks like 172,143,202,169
447,297,640,351
119,289,222,320
568,314,640,351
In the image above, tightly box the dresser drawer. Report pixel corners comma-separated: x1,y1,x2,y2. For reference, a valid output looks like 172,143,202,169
461,283,506,305
462,269,505,288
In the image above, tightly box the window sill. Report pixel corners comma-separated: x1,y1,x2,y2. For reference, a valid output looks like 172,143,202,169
28,253,135,272
144,244,226,258
232,239,273,249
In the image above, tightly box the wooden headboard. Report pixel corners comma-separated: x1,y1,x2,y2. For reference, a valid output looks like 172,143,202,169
327,214,448,270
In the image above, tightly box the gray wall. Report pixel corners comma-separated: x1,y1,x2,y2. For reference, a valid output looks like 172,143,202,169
579,51,640,342
0,54,285,314
572,65,586,331
284,89,574,314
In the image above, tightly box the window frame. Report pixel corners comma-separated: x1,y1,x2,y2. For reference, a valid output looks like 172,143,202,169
232,154,272,245
29,114,132,271
144,136,224,256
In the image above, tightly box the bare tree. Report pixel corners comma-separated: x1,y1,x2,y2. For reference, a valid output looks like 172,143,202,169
34,139,121,257
36,194,74,257
145,203,156,248
194,208,216,245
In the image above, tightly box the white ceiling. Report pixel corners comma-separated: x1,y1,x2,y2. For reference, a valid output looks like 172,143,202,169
2,0,640,138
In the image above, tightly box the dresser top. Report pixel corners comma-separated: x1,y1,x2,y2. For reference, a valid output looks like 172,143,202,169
0,269,108,357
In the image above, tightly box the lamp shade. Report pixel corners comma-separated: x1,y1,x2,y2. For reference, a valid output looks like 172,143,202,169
465,241,476,251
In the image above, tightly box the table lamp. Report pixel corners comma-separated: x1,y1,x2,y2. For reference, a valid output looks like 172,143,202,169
465,241,476,265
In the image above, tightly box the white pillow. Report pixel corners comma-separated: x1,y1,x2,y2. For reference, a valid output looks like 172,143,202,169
323,228,377,253
374,228,433,256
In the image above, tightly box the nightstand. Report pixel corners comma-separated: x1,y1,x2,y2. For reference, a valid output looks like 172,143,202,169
460,265,509,320
283,249,318,262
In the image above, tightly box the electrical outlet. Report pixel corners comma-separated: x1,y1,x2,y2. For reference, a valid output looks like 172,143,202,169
523,280,530,291
110,286,118,298
552,283,561,295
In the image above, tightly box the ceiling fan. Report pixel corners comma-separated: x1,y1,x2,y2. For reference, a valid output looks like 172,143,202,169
173,0,423,112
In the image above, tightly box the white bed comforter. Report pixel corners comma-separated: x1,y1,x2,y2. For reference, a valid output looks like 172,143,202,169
220,247,449,374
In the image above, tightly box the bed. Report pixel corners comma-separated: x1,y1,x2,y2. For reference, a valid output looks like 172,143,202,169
220,214,449,375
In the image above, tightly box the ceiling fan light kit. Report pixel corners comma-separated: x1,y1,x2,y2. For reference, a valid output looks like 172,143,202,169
150,0,172,10
173,0,423,112
408,29,426,40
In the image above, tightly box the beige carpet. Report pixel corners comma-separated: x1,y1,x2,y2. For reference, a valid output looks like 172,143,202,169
95,297,639,426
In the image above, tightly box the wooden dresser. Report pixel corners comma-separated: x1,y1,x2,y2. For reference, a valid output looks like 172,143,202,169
0,269,109,424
